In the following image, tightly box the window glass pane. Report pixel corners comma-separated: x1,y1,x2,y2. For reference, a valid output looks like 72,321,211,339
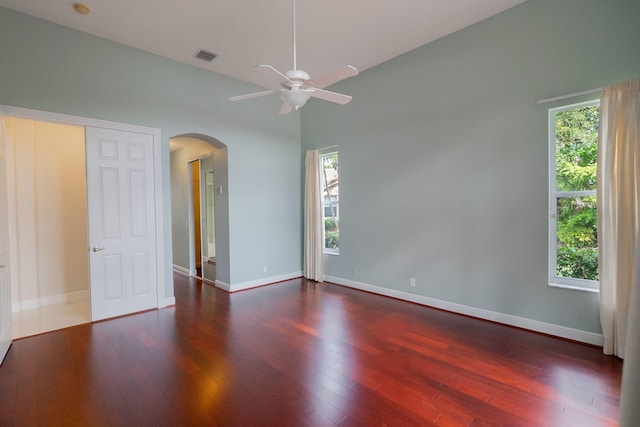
324,216,339,250
556,196,598,281
321,153,339,251
554,105,599,191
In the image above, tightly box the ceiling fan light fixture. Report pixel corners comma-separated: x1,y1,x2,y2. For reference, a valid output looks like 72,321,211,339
229,0,357,114
280,88,312,110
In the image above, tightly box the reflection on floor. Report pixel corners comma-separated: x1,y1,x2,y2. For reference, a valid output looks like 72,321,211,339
202,260,216,281
12,300,91,339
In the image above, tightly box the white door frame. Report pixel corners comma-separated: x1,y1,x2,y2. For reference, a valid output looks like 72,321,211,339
0,117,12,363
186,159,197,276
0,105,167,312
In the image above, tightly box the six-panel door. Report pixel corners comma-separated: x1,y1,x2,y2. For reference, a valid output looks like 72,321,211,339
85,127,158,321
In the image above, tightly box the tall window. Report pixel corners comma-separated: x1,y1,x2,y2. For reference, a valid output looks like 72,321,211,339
549,101,599,291
320,152,339,253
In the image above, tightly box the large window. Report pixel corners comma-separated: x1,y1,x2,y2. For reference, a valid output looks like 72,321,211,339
549,101,599,291
320,151,339,253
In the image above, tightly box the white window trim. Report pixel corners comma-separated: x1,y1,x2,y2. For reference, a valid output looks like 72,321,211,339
320,151,339,255
548,100,599,293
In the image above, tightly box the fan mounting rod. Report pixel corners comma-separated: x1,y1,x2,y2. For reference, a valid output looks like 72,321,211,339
292,0,297,71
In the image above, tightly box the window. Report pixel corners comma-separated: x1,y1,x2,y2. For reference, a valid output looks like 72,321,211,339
320,151,339,253
549,101,599,291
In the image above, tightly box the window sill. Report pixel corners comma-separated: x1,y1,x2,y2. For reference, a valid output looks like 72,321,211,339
323,250,340,256
548,281,599,293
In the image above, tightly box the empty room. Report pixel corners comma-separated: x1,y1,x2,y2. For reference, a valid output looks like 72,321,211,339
1,0,639,425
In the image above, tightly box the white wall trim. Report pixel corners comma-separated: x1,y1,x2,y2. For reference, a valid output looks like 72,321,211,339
0,105,159,135
214,279,231,291
164,297,176,307
173,264,191,277
324,275,604,346
12,290,89,313
200,277,216,286
216,271,303,293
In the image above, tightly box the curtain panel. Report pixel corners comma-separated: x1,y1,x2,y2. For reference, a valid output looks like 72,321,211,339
597,77,640,357
596,77,640,427
304,150,323,281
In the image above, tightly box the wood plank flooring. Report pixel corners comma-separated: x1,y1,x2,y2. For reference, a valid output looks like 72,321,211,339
0,274,622,426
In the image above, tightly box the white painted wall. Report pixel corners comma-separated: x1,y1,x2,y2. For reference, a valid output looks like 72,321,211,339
6,117,89,311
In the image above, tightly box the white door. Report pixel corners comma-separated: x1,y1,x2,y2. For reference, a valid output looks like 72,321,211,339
86,127,158,321
0,119,12,364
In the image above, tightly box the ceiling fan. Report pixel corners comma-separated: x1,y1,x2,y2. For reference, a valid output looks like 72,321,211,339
229,0,358,114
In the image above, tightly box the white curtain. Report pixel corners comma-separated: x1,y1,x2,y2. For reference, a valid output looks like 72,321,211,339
304,150,323,281
597,77,640,357
597,78,640,427
620,235,640,426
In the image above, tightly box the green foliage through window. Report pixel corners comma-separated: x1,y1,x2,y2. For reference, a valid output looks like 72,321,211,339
554,105,599,282
555,106,599,191
321,152,339,252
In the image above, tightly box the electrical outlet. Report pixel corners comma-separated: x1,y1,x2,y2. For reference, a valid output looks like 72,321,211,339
410,277,416,287
263,265,268,273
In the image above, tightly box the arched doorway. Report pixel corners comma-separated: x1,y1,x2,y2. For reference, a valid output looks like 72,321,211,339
169,134,229,286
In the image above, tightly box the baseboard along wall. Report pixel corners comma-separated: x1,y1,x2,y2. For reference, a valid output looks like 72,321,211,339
11,289,89,313
169,264,603,346
323,275,604,346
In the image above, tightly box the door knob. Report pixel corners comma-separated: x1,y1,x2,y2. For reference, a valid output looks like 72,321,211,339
92,246,105,252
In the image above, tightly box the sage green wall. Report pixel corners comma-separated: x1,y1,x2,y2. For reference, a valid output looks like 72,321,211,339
301,0,640,333
0,7,302,296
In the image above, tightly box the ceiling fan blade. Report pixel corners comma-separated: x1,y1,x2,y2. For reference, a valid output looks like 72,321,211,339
306,65,358,89
256,64,293,86
279,102,293,115
309,88,352,105
229,89,278,102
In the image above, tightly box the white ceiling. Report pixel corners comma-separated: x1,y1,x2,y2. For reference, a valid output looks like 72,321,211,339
0,0,527,89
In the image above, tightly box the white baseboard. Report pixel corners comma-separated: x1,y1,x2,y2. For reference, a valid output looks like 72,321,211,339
324,275,604,346
200,277,216,286
216,271,303,293
172,264,191,276
11,289,90,313
215,279,231,291
164,297,176,307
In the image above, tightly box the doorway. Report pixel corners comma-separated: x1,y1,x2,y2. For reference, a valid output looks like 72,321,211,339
169,134,228,287
1,108,166,339
4,117,90,338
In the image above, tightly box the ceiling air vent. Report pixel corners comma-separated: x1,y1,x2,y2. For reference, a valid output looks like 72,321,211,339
195,50,217,62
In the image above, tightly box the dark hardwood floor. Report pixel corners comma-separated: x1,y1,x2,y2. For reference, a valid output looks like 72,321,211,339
0,274,622,426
